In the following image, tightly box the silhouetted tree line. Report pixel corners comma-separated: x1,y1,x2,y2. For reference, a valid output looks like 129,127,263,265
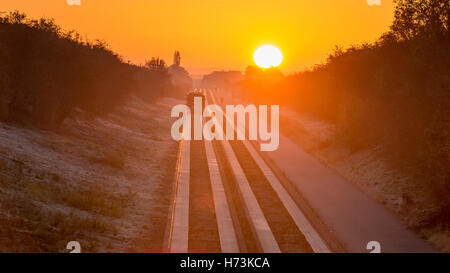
202,70,243,91
241,0,449,209
0,11,172,129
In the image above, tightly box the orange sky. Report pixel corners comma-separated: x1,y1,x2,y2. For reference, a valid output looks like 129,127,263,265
1,0,395,76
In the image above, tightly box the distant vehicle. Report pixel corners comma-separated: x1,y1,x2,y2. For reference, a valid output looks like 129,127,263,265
186,90,206,111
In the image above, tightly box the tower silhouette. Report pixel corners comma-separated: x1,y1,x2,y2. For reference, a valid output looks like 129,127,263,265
173,51,181,67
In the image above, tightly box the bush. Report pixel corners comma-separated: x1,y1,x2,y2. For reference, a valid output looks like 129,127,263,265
238,1,449,199
0,11,172,129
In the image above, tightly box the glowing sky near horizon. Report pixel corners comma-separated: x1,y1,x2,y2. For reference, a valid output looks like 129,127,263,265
1,0,395,76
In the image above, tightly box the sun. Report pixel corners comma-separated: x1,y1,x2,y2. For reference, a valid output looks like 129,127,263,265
253,45,283,68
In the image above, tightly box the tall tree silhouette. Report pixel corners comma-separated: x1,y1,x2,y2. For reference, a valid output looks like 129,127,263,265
146,57,166,71
390,0,449,40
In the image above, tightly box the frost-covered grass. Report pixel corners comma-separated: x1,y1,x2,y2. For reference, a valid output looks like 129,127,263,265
0,96,180,252
280,109,449,253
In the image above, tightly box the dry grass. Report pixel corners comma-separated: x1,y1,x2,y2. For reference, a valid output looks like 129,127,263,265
424,228,450,253
89,150,125,170
0,167,135,252
0,192,116,252
23,178,134,218
280,111,450,252
0,96,180,252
